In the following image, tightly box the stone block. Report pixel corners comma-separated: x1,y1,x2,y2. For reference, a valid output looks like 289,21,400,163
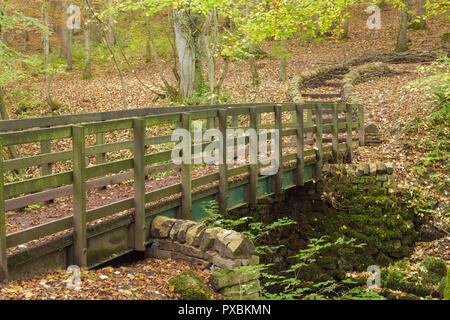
145,247,172,260
369,163,377,176
214,230,235,256
151,216,177,238
220,280,261,297
223,234,255,259
177,221,198,243
376,162,387,174
212,255,242,270
169,220,187,240
199,227,223,251
211,268,260,290
171,251,211,269
185,224,207,246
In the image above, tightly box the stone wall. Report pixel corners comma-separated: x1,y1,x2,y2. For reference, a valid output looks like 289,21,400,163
147,216,261,300
321,162,396,193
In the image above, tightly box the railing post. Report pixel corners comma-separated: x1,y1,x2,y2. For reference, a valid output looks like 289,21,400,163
358,104,365,146
218,109,228,214
274,105,283,196
296,104,304,186
72,125,87,267
314,104,323,181
332,104,339,163
0,138,8,282
180,113,192,220
346,104,353,163
249,107,258,208
41,126,53,205
96,127,107,190
133,118,146,251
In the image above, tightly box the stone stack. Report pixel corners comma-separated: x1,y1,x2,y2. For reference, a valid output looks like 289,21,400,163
322,162,396,193
147,216,259,271
210,268,261,300
364,122,382,146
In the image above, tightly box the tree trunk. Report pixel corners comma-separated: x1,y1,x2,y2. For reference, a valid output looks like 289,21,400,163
67,28,73,70
341,5,350,40
44,1,52,107
174,9,196,99
396,0,410,52
83,10,92,79
279,38,287,81
106,0,115,45
417,0,427,29
60,0,68,58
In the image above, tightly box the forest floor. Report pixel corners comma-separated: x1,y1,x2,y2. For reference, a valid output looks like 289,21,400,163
0,5,449,299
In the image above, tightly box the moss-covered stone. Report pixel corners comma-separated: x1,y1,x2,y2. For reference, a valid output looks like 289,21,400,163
420,257,447,279
445,268,450,300
169,270,213,300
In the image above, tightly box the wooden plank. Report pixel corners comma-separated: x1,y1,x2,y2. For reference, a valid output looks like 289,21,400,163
6,216,73,249
358,104,365,146
296,104,305,186
133,118,146,251
145,183,181,203
86,159,134,179
314,104,323,180
0,138,8,281
180,113,192,220
4,172,73,199
274,105,283,195
249,107,258,207
346,104,353,163
87,198,134,223
0,126,72,146
72,126,87,267
332,104,339,163
218,109,228,214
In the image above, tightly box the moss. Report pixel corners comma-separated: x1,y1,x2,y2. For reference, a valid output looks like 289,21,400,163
445,268,450,300
420,257,447,279
169,270,213,300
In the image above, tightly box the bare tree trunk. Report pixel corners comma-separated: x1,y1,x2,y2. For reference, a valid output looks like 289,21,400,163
43,0,57,110
279,38,287,81
60,0,68,58
174,9,196,99
83,10,92,79
396,0,410,52
106,0,115,45
67,28,73,70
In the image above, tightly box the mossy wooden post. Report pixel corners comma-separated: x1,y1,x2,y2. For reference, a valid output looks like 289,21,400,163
249,107,258,208
314,104,323,180
41,126,53,205
218,109,228,214
296,104,305,186
358,104,365,146
274,105,283,196
180,113,192,220
72,126,87,267
0,138,8,282
96,127,106,190
133,118,146,251
346,104,353,163
332,104,339,163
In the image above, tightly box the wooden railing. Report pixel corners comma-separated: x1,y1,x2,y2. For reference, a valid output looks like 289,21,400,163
0,102,365,281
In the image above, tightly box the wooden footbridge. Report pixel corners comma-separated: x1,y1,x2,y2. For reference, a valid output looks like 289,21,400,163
0,102,365,281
